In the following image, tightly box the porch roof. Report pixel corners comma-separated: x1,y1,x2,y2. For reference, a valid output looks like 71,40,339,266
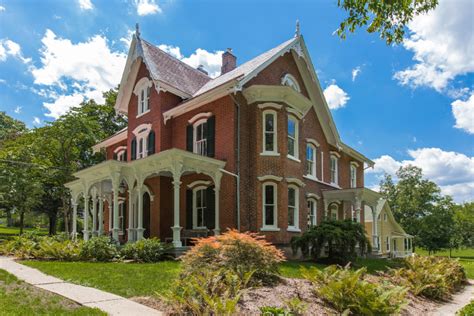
322,187,382,207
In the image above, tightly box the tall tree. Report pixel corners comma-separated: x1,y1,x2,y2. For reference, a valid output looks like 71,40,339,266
0,111,27,148
336,0,439,45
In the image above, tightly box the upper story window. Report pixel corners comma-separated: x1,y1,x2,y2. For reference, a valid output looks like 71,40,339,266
114,146,127,162
350,164,357,188
281,74,300,92
306,144,316,178
307,199,317,227
131,124,155,160
262,182,278,230
330,153,339,185
187,113,215,157
262,110,278,154
133,77,153,117
287,116,299,160
287,186,299,231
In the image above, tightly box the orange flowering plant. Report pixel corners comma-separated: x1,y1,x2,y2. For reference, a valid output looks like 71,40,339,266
181,229,286,285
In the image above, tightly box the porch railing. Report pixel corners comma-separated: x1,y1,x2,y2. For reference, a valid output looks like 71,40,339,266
195,139,207,156
391,250,413,258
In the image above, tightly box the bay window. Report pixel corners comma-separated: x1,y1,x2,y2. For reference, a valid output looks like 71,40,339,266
288,186,299,231
262,183,278,229
262,110,277,154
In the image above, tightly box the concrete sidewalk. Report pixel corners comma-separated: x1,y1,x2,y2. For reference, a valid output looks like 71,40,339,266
429,280,474,316
0,256,162,316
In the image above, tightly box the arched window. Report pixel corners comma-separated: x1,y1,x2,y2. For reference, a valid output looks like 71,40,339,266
131,124,154,160
186,113,215,157
134,77,153,117
193,119,208,156
307,199,317,227
262,182,278,230
288,185,299,231
281,74,300,92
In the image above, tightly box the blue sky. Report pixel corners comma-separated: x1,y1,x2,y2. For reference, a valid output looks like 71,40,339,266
0,0,472,202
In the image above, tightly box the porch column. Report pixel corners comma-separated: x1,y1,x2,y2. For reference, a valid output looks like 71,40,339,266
136,185,144,240
372,206,379,252
71,199,78,240
354,197,361,223
92,195,97,236
127,190,134,242
112,184,120,241
83,195,90,241
323,200,329,218
98,196,104,235
213,173,222,235
107,196,112,234
172,173,182,247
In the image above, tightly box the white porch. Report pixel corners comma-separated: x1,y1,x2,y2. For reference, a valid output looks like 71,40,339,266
65,148,226,247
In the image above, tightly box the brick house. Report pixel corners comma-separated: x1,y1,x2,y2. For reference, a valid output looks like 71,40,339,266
65,26,412,255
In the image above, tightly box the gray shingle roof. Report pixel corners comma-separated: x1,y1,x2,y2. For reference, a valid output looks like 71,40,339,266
139,36,297,98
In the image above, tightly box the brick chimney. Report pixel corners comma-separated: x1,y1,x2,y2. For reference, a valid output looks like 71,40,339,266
221,48,236,75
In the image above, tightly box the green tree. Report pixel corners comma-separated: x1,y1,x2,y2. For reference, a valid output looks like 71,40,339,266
0,111,27,148
336,0,439,45
452,202,474,249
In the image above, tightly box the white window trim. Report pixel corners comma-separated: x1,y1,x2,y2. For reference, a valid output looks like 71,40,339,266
193,118,208,156
262,109,278,155
287,185,300,232
188,112,213,125
187,180,212,189
307,198,317,227
117,150,126,162
281,73,301,92
114,146,127,162
350,164,357,188
261,182,279,231
287,115,299,161
306,143,317,179
133,77,153,117
193,185,209,230
258,175,283,182
330,154,339,186
137,135,148,159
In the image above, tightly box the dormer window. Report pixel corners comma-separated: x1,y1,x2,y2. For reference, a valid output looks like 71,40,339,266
133,77,153,117
281,74,300,92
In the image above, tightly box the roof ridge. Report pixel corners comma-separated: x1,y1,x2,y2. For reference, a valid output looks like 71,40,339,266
140,38,211,80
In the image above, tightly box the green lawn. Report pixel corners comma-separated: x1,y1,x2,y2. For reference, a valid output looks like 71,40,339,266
0,268,105,315
416,248,474,279
0,224,48,242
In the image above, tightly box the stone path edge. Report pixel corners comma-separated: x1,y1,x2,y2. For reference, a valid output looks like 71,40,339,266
0,256,162,316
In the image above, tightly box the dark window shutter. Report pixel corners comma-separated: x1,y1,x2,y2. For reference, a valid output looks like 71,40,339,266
206,116,215,157
186,125,193,152
124,150,127,161
147,131,155,155
186,189,193,229
113,152,117,160
205,186,215,230
131,138,137,160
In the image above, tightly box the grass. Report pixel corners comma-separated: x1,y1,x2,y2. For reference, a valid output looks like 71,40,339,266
416,248,474,279
22,260,182,297
0,224,48,242
0,268,105,315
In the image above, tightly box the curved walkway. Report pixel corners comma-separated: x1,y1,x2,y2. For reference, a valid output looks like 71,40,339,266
0,256,162,316
429,280,474,316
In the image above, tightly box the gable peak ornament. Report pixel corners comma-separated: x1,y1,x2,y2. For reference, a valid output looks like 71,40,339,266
135,23,141,39
295,19,301,38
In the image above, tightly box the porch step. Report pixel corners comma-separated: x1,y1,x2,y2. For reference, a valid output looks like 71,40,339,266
167,246,191,258
367,252,389,259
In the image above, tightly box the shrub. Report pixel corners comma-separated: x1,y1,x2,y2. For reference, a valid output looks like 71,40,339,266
291,219,371,264
457,300,474,316
35,238,83,261
164,269,251,315
181,229,285,285
389,254,467,300
259,306,290,315
120,238,172,262
260,298,308,316
80,236,119,262
0,235,38,258
303,265,407,315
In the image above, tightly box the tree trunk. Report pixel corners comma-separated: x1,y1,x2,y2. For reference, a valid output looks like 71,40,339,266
62,198,69,234
6,209,13,227
19,211,25,235
49,213,57,235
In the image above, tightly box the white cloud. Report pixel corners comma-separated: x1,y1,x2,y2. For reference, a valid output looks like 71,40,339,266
394,0,474,92
14,106,21,114
158,44,223,78
33,117,41,125
451,92,474,134
0,39,30,63
78,0,93,10
135,0,161,16
0,79,6,84
0,6,5,12
351,66,361,81
31,29,127,118
323,83,350,109
120,29,134,48
368,148,474,203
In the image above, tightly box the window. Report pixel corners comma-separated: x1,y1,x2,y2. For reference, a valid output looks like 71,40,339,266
329,204,338,220
307,199,317,226
117,150,126,161
262,183,277,229
193,188,207,229
287,116,298,159
288,186,299,230
330,155,338,185
281,74,300,92
384,213,388,222
306,144,316,177
262,110,277,154
137,136,147,159
194,120,208,156
386,236,390,251
138,86,151,116
350,164,357,188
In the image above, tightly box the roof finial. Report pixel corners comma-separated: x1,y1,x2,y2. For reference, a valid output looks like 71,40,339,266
295,19,301,38
135,23,141,39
